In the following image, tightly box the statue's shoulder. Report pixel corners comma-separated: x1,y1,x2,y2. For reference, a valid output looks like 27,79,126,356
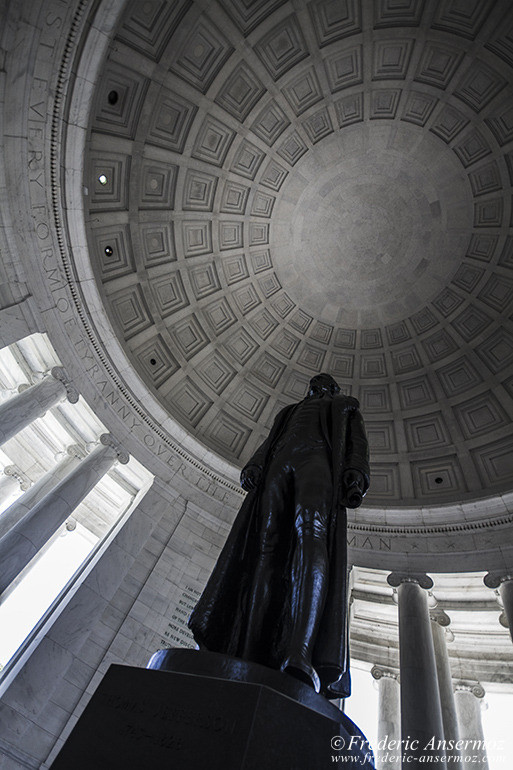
334,394,360,411
271,402,296,425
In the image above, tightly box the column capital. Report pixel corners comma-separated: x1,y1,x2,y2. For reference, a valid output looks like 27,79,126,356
371,665,399,682
50,366,79,404
483,571,513,589
3,465,30,491
430,608,451,627
66,444,86,460
454,682,485,699
499,611,509,629
387,571,433,590
99,433,130,464
0,385,18,398
54,444,86,462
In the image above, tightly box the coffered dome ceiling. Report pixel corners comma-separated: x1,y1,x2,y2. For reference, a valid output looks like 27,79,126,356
83,0,513,505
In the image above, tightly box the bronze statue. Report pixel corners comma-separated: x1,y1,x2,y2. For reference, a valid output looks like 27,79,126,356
188,373,369,698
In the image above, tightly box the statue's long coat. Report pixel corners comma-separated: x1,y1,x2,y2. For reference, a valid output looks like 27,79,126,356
188,394,369,698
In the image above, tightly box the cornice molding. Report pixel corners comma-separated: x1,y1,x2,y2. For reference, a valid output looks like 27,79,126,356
348,513,513,537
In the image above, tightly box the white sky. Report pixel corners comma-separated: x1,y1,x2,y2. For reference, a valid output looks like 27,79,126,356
0,524,96,669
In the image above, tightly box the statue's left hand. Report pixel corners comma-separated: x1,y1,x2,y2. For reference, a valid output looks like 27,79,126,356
240,464,261,492
342,469,366,508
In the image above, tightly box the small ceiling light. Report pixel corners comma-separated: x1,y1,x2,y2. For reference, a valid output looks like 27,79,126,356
98,174,108,185
107,90,119,105
104,246,113,257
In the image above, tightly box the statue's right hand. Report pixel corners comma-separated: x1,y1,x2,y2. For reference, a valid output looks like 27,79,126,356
240,465,261,492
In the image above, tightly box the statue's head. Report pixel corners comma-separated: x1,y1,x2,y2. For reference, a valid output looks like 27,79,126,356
307,373,341,398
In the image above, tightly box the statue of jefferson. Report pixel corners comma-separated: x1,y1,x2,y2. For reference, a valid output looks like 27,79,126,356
188,373,369,698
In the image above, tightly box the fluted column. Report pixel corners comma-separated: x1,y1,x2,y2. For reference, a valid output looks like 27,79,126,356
0,446,84,539
484,572,513,643
388,572,445,765
430,609,461,763
454,684,488,770
371,666,401,768
0,434,128,595
0,367,78,446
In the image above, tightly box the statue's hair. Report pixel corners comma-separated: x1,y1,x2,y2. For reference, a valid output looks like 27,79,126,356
308,373,341,396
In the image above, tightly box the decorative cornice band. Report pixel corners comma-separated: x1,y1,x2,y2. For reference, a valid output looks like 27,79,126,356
348,514,513,537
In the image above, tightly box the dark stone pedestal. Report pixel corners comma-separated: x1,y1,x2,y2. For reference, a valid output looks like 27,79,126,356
52,649,374,769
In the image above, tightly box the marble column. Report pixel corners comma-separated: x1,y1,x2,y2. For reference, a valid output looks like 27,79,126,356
0,446,84,540
430,609,461,763
371,666,401,767
484,572,513,643
0,434,128,595
0,367,78,446
387,572,445,765
454,684,488,770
